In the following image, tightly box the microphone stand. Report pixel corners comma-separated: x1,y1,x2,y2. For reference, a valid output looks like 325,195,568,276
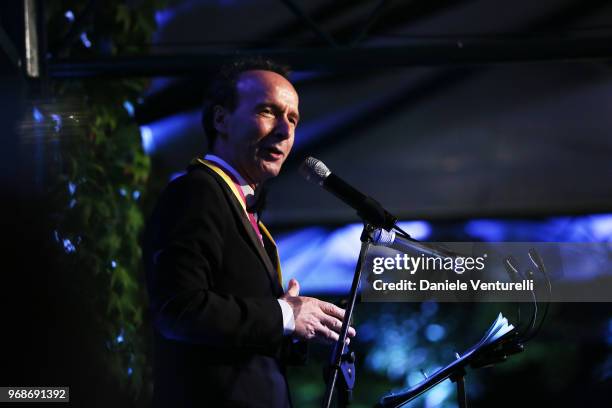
322,223,377,408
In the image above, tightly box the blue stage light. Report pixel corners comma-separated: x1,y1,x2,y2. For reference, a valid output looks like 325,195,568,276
397,220,432,240
139,110,201,155
140,126,154,154
465,219,506,242
589,214,612,242
32,107,44,123
123,101,135,117
424,379,452,408
386,348,410,380
407,369,426,387
155,9,176,27
50,114,62,132
425,324,446,342
62,238,76,254
277,222,428,294
153,1,202,31
68,182,76,196
80,32,92,48
407,347,428,367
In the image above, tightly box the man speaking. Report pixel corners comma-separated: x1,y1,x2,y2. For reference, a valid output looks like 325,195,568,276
144,58,356,407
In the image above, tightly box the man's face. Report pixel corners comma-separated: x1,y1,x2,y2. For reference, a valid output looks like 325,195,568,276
214,70,300,184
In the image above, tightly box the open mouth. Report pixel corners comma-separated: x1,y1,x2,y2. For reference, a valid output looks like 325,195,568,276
262,145,284,160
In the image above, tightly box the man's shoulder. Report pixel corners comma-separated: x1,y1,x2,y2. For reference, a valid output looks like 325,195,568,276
170,161,224,191
160,162,230,207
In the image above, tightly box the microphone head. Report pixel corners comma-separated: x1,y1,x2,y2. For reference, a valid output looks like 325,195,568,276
299,156,331,186
372,228,396,247
528,248,547,275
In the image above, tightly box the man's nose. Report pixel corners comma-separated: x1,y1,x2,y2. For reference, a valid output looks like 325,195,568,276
274,117,293,140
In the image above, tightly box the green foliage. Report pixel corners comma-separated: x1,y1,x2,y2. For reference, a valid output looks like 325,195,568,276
49,99,151,398
44,0,167,402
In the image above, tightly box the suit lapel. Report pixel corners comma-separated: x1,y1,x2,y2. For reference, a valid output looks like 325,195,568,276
259,222,283,286
227,193,279,285
190,159,281,290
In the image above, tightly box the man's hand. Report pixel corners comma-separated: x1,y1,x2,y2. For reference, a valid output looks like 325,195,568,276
280,278,357,344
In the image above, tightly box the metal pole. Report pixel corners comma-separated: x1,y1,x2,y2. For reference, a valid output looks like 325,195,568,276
323,225,372,408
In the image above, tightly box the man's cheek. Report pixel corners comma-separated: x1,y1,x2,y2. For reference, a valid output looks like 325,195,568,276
256,121,274,137
285,139,294,156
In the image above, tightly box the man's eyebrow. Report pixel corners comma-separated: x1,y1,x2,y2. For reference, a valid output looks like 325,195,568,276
254,102,274,110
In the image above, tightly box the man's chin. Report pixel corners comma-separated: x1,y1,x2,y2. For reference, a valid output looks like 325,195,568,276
258,161,282,181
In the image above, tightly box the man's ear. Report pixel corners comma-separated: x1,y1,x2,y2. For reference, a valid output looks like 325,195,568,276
213,105,229,135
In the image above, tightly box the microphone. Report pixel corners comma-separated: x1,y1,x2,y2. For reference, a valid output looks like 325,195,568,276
371,228,460,259
299,157,397,229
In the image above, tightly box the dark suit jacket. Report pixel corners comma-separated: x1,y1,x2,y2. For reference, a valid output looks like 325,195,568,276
144,161,303,408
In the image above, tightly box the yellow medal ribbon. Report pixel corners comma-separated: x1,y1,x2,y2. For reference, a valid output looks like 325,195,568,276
194,158,283,285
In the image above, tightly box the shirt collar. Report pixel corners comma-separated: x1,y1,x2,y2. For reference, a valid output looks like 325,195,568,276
204,154,255,202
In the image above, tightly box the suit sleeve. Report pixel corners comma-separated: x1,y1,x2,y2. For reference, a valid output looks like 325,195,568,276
145,173,284,354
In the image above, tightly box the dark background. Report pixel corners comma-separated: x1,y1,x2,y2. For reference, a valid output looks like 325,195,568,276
1,0,611,407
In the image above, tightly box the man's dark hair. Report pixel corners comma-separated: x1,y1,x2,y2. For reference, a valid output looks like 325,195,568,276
201,57,291,151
